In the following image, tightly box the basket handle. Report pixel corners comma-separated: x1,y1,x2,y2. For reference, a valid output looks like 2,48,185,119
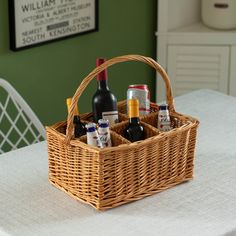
65,54,174,144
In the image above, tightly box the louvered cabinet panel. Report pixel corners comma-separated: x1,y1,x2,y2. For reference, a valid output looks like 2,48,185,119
229,46,236,97
167,46,229,96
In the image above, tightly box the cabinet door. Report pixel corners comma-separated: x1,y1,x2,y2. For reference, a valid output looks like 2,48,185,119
167,45,229,96
229,46,236,97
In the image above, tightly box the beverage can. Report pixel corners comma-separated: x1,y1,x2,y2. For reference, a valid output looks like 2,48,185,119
127,84,150,116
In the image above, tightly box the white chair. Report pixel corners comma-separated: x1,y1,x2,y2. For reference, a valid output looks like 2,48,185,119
0,78,46,154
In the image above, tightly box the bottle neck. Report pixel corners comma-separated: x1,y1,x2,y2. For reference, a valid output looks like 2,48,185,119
97,79,109,90
129,117,140,124
128,104,140,119
66,98,80,116
73,115,81,124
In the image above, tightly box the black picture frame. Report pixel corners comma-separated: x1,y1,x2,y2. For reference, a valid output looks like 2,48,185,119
8,0,98,51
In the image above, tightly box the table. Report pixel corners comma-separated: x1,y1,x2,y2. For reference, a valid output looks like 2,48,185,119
1,89,236,236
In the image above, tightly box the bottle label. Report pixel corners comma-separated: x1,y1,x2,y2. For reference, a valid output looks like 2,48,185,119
87,132,103,148
158,111,171,132
98,127,112,147
102,111,119,126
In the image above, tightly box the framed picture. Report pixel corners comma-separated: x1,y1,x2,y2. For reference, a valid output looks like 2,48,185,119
8,0,98,51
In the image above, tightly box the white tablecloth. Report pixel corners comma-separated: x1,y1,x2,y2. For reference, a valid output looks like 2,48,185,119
0,89,236,236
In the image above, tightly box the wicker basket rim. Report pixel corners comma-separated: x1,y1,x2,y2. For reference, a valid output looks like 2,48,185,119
46,113,199,154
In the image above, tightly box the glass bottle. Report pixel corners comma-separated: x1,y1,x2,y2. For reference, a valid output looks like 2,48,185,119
66,98,86,138
158,104,171,132
92,58,119,126
124,99,144,142
86,123,103,148
98,119,112,147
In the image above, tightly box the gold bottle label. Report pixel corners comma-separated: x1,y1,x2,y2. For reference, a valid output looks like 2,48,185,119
66,98,79,115
128,99,139,118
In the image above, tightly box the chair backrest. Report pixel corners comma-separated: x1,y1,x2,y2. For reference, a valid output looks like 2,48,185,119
0,78,46,154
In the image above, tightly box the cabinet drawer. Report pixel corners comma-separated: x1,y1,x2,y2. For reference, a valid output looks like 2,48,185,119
167,45,229,96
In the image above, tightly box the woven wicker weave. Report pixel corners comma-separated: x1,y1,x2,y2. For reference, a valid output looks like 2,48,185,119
46,55,199,210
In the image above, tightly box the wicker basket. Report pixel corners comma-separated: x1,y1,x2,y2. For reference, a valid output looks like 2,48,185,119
46,55,199,210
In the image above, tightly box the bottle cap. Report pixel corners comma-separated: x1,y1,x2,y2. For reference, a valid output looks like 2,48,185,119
128,84,148,90
66,98,79,115
98,119,109,128
96,58,108,81
159,104,168,110
128,99,139,118
85,123,97,132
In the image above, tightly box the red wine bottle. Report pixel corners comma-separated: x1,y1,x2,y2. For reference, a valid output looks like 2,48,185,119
92,58,119,125
124,99,144,142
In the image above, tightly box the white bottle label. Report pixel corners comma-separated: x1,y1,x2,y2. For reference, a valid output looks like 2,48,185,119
158,111,171,132
102,111,119,126
98,127,112,147
87,131,103,148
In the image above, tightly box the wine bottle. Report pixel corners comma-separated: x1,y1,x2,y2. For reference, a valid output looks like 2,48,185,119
66,98,86,138
92,58,119,126
124,99,144,142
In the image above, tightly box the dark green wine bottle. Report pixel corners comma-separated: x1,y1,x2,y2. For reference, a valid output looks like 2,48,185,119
66,98,86,138
92,58,119,126
124,99,144,142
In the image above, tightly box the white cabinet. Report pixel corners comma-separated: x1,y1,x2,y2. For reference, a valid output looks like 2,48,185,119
167,45,229,96
156,0,236,102
230,46,236,97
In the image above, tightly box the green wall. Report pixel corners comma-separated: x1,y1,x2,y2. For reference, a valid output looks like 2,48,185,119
0,0,157,125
